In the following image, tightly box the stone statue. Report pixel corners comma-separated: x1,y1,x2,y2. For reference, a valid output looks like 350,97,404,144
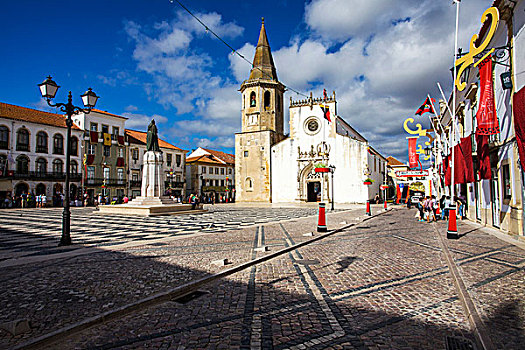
146,119,160,152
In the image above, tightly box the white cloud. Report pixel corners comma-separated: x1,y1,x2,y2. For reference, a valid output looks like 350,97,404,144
122,112,168,131
194,136,234,149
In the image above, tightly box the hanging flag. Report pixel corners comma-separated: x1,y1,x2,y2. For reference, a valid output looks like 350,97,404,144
90,131,98,143
408,137,418,168
476,57,499,135
323,88,328,101
513,86,525,170
103,133,112,146
444,155,451,186
476,134,491,179
454,137,475,184
415,97,436,115
320,104,331,122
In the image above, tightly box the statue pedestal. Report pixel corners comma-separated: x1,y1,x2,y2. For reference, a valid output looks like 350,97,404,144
98,150,206,216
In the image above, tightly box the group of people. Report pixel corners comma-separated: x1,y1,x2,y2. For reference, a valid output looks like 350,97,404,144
414,194,467,222
0,191,66,209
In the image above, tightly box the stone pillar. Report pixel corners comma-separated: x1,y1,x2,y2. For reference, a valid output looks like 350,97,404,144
129,151,174,206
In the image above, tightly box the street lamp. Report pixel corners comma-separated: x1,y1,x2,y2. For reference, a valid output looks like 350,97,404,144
328,165,336,211
38,76,99,246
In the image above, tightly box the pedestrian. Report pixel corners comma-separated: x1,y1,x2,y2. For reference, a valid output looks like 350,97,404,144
441,196,451,220
416,200,425,222
123,195,129,204
21,191,27,208
374,193,380,204
429,195,437,222
41,194,47,208
407,194,411,209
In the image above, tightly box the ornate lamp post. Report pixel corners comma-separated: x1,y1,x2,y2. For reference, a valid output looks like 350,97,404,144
329,165,336,211
38,76,99,246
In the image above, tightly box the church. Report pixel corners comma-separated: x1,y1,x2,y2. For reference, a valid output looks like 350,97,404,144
235,20,386,204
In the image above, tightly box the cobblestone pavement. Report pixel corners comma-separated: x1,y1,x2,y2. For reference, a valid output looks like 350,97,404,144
0,206,523,349
0,205,333,262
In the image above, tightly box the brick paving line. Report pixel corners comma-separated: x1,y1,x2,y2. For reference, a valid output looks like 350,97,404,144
13,208,394,350
0,208,358,269
431,223,495,350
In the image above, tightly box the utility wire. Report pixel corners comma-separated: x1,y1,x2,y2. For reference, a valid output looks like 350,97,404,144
169,0,309,98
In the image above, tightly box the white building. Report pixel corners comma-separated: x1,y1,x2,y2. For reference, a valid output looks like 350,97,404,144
271,95,386,203
0,102,83,204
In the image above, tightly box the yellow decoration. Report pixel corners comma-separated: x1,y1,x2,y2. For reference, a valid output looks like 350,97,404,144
403,117,426,137
103,133,112,146
454,7,499,91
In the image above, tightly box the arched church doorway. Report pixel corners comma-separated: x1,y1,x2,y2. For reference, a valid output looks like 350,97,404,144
307,181,320,202
35,183,46,195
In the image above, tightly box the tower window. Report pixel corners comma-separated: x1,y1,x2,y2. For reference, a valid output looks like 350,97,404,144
246,177,253,191
250,92,256,107
264,91,271,110
244,151,249,157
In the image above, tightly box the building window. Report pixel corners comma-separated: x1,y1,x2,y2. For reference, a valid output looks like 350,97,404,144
87,166,95,180
176,154,181,166
16,128,29,151
71,136,78,156
103,167,110,180
221,179,224,186
502,164,511,199
0,125,9,149
132,149,139,160
244,151,248,157
264,90,271,109
245,177,253,191
117,168,124,181
118,147,124,158
53,134,64,154
221,168,225,175
36,131,48,153
104,146,111,157
102,125,109,134
167,153,172,167
229,168,232,174
36,158,47,174
88,144,96,155
112,126,119,136
70,160,78,174
250,91,256,107
132,173,139,182
90,123,98,132
202,166,206,174
16,155,29,174
176,175,181,182
53,159,63,173
215,167,219,175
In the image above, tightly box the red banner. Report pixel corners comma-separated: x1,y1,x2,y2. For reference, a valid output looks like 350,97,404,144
513,86,525,170
408,137,418,168
476,58,499,135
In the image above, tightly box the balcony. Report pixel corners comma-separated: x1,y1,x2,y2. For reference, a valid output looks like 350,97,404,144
85,177,127,187
202,185,228,192
165,181,185,189
130,180,141,188
10,171,82,181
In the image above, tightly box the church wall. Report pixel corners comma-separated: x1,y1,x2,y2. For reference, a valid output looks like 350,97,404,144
332,133,368,203
235,131,273,202
271,138,297,203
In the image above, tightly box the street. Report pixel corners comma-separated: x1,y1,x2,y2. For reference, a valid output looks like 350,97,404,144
1,205,524,349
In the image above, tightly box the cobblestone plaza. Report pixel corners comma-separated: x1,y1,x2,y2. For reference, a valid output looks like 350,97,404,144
0,205,524,349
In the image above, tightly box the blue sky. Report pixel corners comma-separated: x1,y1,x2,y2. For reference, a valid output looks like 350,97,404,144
0,0,490,160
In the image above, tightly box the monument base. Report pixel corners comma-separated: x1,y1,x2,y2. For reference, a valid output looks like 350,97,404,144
97,202,205,216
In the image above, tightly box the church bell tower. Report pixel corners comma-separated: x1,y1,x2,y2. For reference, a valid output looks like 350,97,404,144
235,18,285,202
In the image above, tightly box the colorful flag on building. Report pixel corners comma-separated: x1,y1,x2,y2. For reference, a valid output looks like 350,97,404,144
415,97,435,115
103,133,112,146
476,134,491,180
476,57,499,135
513,86,525,170
323,88,328,101
408,137,418,168
453,137,475,184
320,104,331,122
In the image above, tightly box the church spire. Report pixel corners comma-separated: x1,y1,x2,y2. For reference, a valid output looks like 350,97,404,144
249,17,278,81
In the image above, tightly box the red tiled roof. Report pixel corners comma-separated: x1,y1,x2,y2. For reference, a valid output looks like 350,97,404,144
386,156,404,166
186,155,223,164
91,109,128,120
0,102,80,130
125,129,185,151
202,148,235,165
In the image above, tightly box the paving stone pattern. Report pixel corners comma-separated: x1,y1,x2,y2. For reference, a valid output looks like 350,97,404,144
1,207,523,349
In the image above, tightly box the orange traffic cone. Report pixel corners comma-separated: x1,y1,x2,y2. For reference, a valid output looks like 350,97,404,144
447,204,458,239
317,202,327,232
366,200,371,216
384,199,387,210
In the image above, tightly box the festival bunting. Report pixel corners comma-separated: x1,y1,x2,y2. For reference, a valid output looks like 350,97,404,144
476,134,491,179
454,137,475,184
408,137,418,168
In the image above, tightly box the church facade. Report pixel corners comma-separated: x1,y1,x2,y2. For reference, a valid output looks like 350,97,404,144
235,20,386,204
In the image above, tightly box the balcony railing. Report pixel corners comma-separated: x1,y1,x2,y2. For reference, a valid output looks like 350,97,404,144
16,144,29,151
130,180,141,188
165,181,185,189
10,171,82,181
202,185,228,192
85,177,127,186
